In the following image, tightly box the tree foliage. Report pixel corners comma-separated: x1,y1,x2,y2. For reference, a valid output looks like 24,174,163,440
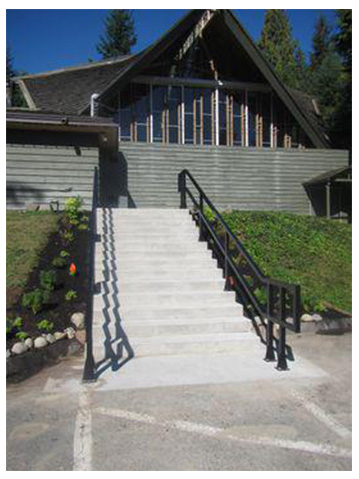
97,10,137,59
6,46,27,108
258,10,307,89
258,9,352,149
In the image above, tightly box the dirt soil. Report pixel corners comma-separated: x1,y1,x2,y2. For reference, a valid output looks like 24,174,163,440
6,214,90,349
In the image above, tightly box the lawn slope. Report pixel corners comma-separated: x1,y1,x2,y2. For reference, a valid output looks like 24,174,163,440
220,211,352,313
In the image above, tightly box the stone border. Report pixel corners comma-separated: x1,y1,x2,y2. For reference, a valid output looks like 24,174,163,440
6,337,83,383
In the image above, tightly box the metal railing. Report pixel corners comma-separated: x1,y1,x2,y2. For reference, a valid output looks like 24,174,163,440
178,169,301,370
82,166,99,382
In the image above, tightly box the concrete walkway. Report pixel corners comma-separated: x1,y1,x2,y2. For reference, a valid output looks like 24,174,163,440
7,332,352,470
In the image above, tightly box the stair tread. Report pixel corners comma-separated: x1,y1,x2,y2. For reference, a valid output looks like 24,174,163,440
127,332,256,344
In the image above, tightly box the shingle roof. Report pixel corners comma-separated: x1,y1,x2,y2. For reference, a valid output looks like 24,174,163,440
18,56,136,115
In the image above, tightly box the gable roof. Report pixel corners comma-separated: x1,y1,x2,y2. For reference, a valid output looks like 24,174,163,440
17,9,329,148
17,55,137,115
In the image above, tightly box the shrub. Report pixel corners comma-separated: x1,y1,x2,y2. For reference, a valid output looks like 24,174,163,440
61,229,75,244
60,250,70,259
12,316,23,329
39,270,57,291
36,319,54,333
15,331,28,340
65,289,78,301
65,196,83,225
22,289,49,315
78,223,89,231
52,256,67,268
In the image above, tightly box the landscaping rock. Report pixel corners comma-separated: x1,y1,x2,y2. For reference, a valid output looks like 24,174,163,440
25,338,34,349
11,342,28,355
34,337,48,349
46,334,56,344
301,313,313,322
54,331,66,341
70,312,85,330
65,327,76,340
7,349,11,359
312,313,323,321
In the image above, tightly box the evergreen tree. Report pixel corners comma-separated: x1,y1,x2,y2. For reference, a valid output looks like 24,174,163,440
310,15,331,70
97,10,137,59
258,9,305,89
6,46,27,108
331,9,352,149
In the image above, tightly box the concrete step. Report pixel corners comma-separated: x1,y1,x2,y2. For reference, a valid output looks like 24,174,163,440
112,278,227,294
94,290,236,311
92,317,251,337
93,303,243,321
98,241,209,255
93,332,257,358
94,264,222,283
95,251,215,265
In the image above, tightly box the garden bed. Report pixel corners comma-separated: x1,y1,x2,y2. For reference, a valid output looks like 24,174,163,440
6,199,90,352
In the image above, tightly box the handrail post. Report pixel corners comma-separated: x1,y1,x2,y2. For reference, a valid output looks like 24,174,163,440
82,166,97,382
224,231,231,290
276,287,289,370
178,171,187,209
264,281,275,362
199,191,204,241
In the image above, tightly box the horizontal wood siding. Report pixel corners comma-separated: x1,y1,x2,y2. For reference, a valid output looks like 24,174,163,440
119,143,349,213
7,144,99,209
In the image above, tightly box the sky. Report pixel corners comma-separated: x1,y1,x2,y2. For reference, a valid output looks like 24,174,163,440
6,9,337,75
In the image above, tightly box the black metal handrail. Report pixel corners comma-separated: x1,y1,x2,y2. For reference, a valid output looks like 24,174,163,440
82,166,98,382
178,169,301,370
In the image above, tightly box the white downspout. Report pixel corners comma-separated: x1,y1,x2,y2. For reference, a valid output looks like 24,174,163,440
90,93,99,117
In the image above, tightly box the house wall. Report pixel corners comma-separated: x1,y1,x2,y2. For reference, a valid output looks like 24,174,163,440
6,143,99,209
115,143,349,213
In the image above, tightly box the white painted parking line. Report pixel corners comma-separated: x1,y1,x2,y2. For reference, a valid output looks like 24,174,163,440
291,390,352,439
73,387,93,471
94,407,351,459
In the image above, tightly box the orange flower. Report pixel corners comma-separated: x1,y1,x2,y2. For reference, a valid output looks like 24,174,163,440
69,263,77,276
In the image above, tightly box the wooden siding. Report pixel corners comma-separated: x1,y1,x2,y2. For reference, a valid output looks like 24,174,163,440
119,143,349,213
6,144,99,209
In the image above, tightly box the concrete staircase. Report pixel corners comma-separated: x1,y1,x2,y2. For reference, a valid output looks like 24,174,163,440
93,208,257,369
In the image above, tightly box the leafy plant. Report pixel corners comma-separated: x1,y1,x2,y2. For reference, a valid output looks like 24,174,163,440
65,196,83,225
39,270,57,291
61,230,75,244
36,319,54,333
78,223,89,231
52,256,67,268
6,318,13,334
22,289,49,315
15,331,28,340
65,289,78,301
60,250,70,259
12,316,23,329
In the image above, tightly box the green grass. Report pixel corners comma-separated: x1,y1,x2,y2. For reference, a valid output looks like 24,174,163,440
213,211,352,313
6,211,59,295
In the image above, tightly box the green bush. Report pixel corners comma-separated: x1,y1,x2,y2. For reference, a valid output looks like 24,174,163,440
39,270,57,291
61,230,75,244
15,331,28,340
52,256,67,268
22,289,50,315
36,319,54,333
60,250,70,259
65,196,83,226
65,289,78,301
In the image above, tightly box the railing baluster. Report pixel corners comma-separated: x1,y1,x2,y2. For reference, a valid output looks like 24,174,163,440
224,232,231,291
276,287,288,370
264,282,275,361
199,191,204,241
